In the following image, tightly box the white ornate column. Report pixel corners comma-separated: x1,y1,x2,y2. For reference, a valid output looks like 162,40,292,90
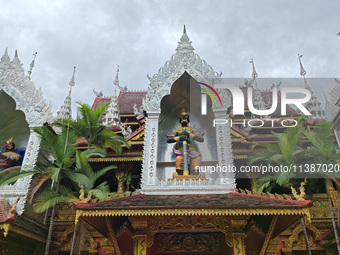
213,109,235,189
14,127,41,214
141,112,160,187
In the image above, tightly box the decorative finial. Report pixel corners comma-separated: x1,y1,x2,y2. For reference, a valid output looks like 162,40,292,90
93,89,103,98
113,65,119,97
27,52,37,80
56,67,75,120
1,47,10,63
249,58,258,79
176,26,194,52
298,54,307,77
15,50,18,58
69,66,76,87
113,65,119,86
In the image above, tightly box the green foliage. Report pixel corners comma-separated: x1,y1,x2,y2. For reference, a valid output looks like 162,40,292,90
303,121,340,165
1,103,131,214
0,166,38,187
119,170,140,190
29,103,128,212
249,117,305,192
249,118,340,193
55,102,129,152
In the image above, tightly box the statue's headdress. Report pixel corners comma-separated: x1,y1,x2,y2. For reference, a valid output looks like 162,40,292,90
5,137,15,150
179,108,190,124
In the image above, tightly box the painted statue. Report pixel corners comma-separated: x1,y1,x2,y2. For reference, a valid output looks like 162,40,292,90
0,137,21,170
167,109,204,176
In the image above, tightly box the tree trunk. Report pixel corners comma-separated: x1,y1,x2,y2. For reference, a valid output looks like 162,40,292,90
325,179,340,254
300,217,312,255
338,189,340,227
44,205,56,255
70,221,78,255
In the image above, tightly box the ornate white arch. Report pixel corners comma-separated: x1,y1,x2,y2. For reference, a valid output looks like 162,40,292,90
0,48,52,214
141,29,235,194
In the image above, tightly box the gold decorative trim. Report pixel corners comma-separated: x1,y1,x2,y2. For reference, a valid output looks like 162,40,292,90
129,141,144,145
0,223,49,243
230,129,247,143
146,216,233,248
77,208,310,218
75,210,82,224
0,223,10,237
130,130,145,141
120,114,137,117
284,216,321,248
233,155,248,159
88,156,143,162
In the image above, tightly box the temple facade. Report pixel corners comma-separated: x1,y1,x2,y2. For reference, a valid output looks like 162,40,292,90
0,28,339,254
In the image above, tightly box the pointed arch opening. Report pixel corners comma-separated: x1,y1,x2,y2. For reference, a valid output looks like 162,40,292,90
156,72,218,181
0,90,30,164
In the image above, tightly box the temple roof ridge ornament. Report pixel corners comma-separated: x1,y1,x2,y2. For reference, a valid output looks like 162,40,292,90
0,47,11,71
57,66,76,119
11,50,25,75
298,54,310,90
0,48,52,125
102,66,121,126
143,26,222,112
297,54,324,119
176,25,195,52
27,52,37,80
249,59,266,115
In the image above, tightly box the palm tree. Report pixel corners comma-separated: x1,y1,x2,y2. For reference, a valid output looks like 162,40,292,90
249,117,305,192
56,102,129,152
303,120,340,254
30,125,120,255
0,103,129,254
249,119,340,254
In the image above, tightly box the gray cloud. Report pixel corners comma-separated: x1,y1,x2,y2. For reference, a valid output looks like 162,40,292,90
1,0,339,116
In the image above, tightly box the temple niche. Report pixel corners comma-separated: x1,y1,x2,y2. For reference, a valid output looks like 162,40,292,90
0,91,29,169
157,72,217,178
141,27,235,194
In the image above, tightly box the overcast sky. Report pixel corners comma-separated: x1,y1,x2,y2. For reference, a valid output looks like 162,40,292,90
1,0,340,117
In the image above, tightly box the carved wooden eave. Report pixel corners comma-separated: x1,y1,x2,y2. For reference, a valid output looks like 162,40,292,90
0,48,52,214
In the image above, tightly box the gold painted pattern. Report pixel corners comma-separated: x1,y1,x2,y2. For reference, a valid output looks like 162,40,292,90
88,156,143,162
76,207,310,218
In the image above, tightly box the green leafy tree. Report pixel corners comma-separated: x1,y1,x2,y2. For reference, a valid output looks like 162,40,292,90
119,169,140,191
56,102,129,151
302,120,340,253
249,118,305,192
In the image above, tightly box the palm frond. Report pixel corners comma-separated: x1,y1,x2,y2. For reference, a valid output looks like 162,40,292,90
83,148,107,158
33,190,72,213
91,182,110,199
93,165,116,180
27,174,52,203
0,167,37,187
